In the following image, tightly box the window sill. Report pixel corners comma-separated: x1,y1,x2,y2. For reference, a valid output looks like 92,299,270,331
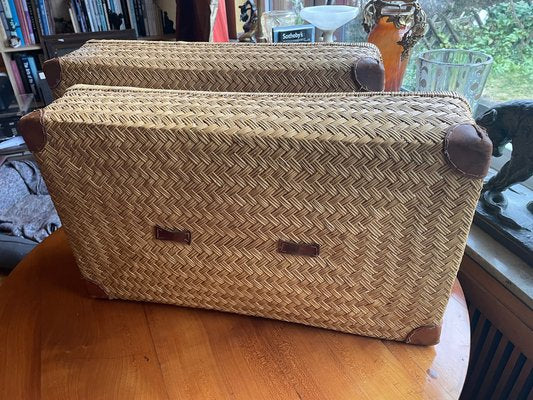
466,224,533,308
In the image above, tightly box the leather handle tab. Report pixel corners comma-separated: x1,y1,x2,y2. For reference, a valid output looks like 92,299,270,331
155,226,191,244
277,240,320,257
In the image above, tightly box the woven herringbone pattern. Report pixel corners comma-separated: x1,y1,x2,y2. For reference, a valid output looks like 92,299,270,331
53,40,381,97
37,85,481,342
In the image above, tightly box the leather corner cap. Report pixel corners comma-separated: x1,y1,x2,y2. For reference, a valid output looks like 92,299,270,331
84,279,110,299
42,58,62,89
444,123,493,179
405,324,442,346
17,110,46,153
351,57,385,92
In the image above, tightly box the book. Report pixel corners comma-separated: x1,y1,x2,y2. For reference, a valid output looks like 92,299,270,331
99,0,110,31
125,0,136,34
21,0,35,43
133,0,145,36
36,0,49,34
118,0,130,29
26,54,41,101
13,55,29,92
19,55,39,100
78,0,91,32
13,0,30,44
83,0,96,31
9,59,24,94
68,2,79,32
114,0,124,29
43,0,53,34
26,0,40,42
6,0,25,45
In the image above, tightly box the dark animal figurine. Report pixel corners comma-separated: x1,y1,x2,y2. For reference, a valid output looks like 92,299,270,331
238,0,259,42
108,12,124,30
163,11,175,34
477,100,533,193
476,100,533,229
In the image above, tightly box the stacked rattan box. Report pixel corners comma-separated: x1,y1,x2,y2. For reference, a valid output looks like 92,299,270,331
42,40,385,96
20,41,492,345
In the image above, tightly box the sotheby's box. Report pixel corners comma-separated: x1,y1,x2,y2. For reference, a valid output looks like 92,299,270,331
272,25,315,43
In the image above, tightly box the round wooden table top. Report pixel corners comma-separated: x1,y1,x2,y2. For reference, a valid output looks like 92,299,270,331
0,229,470,400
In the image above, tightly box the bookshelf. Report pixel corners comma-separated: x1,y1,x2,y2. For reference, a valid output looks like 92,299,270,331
0,0,176,112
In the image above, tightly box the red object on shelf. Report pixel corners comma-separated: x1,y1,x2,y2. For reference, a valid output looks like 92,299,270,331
212,0,229,42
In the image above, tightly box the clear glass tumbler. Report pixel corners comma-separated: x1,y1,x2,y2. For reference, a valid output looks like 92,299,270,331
262,10,298,42
416,49,493,112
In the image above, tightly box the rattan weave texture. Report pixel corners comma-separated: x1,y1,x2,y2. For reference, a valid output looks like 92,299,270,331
49,40,382,97
36,85,482,342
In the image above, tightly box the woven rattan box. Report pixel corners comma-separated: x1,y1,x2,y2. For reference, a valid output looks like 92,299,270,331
43,40,385,97
19,85,492,345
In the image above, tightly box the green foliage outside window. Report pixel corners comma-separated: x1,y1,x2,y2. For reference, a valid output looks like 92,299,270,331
403,1,532,101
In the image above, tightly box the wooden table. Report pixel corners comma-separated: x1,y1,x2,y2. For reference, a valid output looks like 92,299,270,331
0,229,471,399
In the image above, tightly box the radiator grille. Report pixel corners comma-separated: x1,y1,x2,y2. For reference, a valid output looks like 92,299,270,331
460,306,533,400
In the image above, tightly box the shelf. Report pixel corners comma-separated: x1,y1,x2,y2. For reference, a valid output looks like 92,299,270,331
0,94,34,118
1,44,42,53
142,34,176,41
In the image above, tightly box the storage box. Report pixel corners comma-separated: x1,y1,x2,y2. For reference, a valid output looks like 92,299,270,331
43,40,385,97
19,85,492,345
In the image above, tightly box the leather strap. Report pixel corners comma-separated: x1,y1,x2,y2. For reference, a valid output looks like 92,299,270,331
155,226,191,244
278,240,320,257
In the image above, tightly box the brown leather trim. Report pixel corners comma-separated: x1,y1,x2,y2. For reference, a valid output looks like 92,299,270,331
443,123,493,179
17,109,47,153
155,226,191,244
42,58,62,90
84,279,109,299
405,324,442,346
277,240,320,257
351,57,385,92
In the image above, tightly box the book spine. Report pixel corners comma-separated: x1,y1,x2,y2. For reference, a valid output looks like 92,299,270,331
43,0,53,34
79,0,90,31
0,0,12,40
93,0,102,30
114,0,123,29
9,59,24,94
26,54,41,101
21,0,35,43
26,0,40,41
146,0,154,37
140,0,147,35
20,55,38,98
154,1,160,35
125,0,135,34
74,0,85,31
13,54,29,92
91,0,100,30
13,0,29,44
68,2,79,32
36,0,48,35
95,0,104,30
99,0,109,30
6,0,24,45
83,0,95,31
133,0,144,36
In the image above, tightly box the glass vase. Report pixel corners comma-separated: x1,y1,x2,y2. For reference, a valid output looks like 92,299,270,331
416,49,493,113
